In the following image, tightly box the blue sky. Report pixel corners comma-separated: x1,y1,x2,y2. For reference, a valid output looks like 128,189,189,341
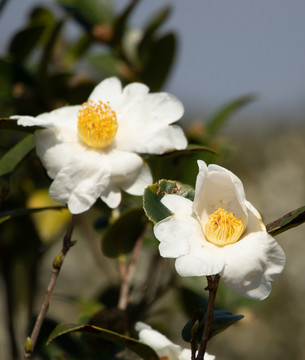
1,0,305,124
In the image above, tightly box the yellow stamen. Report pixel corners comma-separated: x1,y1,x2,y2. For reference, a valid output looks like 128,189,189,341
78,100,118,148
205,208,244,246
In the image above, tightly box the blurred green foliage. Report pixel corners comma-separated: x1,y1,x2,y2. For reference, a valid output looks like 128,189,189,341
1,1,296,360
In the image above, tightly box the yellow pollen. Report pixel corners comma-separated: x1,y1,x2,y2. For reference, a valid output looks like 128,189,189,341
77,100,118,148
205,208,244,246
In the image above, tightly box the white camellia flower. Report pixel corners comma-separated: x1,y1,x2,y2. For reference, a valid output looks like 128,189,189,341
135,322,215,360
12,77,187,214
153,160,286,300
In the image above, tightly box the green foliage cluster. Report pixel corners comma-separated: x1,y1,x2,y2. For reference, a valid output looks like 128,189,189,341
0,1,304,360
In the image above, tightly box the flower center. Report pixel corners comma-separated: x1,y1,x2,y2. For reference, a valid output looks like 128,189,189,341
77,100,118,148
205,208,244,246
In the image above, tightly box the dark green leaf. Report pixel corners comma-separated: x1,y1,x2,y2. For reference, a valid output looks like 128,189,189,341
143,179,177,224
145,144,217,159
182,310,244,343
206,94,257,137
102,208,147,258
0,134,35,176
143,6,172,37
46,323,160,360
0,206,66,225
113,0,140,46
57,0,114,29
0,118,36,133
266,205,305,236
0,59,13,103
142,33,176,91
89,53,119,77
9,24,47,62
64,33,92,68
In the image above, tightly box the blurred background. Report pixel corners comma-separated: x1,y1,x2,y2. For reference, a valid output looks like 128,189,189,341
0,0,305,359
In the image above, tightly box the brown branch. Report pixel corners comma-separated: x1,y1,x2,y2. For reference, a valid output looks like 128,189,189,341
23,214,78,359
196,274,220,360
117,227,146,310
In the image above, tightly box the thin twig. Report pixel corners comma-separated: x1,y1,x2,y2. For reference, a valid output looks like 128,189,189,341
196,274,220,360
117,228,146,310
23,214,78,359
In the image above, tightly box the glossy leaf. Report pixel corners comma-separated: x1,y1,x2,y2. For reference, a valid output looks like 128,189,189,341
102,208,147,258
182,310,244,343
143,179,178,224
206,94,257,137
0,134,35,176
266,205,305,236
0,206,66,225
46,323,160,360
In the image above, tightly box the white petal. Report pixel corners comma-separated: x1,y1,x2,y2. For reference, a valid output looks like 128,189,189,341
49,152,111,214
121,163,153,195
160,194,193,215
175,240,225,277
34,129,79,178
100,186,122,209
135,322,181,353
194,161,248,227
121,89,184,126
88,77,123,105
113,86,186,153
118,124,187,154
105,150,152,195
154,214,194,258
14,106,80,133
220,203,286,300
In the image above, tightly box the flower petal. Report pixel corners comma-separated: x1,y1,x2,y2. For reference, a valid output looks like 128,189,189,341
15,106,80,133
100,186,122,209
105,149,153,195
49,152,111,214
118,124,187,154
220,202,286,300
113,85,186,153
194,160,248,227
161,194,193,215
154,214,194,258
175,239,225,277
34,129,78,178
88,77,123,105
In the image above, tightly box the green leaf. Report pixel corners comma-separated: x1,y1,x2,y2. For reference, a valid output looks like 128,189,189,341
9,24,47,62
102,208,147,258
0,59,13,103
182,310,244,343
0,206,66,225
142,32,176,91
89,53,119,77
143,179,178,224
266,205,305,236
0,118,36,133
0,134,35,176
57,0,114,29
113,0,140,46
46,323,160,360
145,144,217,159
206,94,257,137
143,6,172,38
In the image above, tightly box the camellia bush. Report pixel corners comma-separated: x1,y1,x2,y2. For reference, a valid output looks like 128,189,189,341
0,1,304,360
